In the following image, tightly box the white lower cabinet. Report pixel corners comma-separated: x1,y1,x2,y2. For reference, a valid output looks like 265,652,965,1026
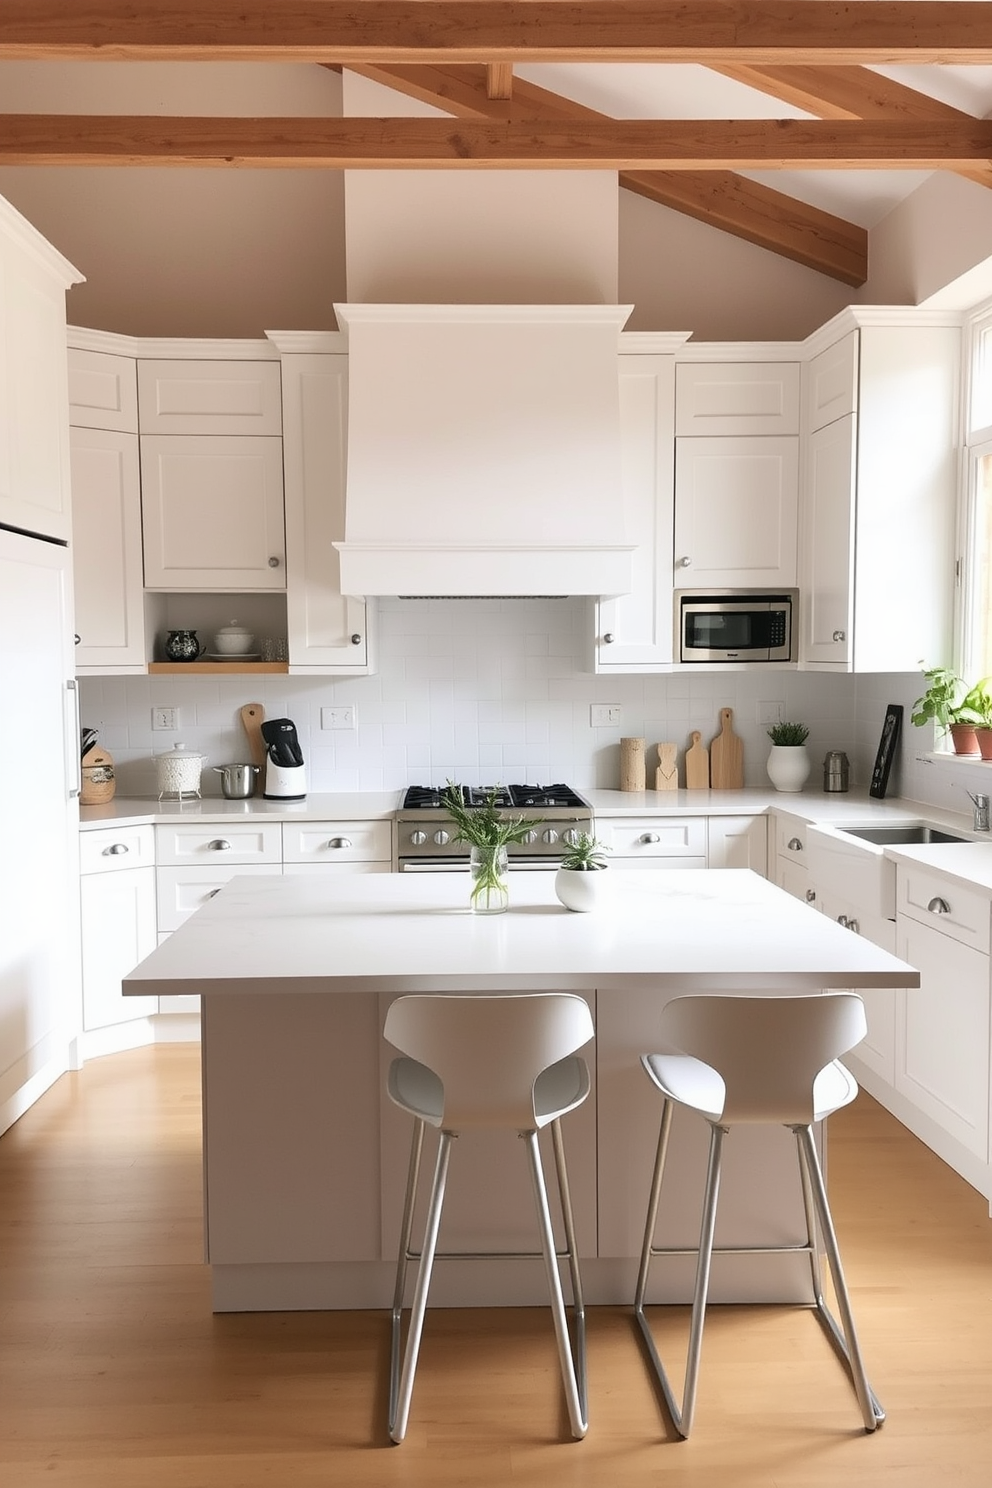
595,815,706,868
282,819,392,868
707,815,767,875
819,892,897,1087
894,866,991,1176
79,827,157,1033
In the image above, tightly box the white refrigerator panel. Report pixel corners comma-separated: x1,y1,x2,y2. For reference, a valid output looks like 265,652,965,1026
0,526,80,1133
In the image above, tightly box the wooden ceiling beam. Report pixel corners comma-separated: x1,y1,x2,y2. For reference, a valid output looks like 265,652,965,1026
4,3,992,66
1,115,990,171
712,62,992,187
353,63,867,285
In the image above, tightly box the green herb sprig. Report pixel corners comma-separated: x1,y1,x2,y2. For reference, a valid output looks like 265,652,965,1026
441,782,544,849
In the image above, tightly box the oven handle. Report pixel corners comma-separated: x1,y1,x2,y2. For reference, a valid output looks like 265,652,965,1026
398,859,561,872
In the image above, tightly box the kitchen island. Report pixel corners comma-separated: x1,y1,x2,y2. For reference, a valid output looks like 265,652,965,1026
126,869,918,1312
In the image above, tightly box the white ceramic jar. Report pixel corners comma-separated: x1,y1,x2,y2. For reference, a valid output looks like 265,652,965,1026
766,744,812,793
155,743,206,799
213,619,254,655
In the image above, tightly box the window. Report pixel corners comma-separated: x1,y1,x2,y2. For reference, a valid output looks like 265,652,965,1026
960,305,992,680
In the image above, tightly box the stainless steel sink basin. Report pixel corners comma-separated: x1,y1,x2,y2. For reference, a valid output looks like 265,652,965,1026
838,824,970,846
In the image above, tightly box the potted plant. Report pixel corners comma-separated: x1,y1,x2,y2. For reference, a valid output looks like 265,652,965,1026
554,833,610,913
765,721,811,793
441,783,542,914
911,665,985,755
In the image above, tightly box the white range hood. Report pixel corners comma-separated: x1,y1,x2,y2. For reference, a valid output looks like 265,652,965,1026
333,304,635,597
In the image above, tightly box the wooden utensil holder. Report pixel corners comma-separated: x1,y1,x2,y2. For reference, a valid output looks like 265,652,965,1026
620,736,646,792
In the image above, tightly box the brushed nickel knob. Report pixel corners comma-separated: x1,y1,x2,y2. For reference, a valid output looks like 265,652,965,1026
832,629,846,642
268,556,281,568
837,914,849,928
847,918,860,934
805,888,816,903
678,556,692,568
351,634,362,645
603,633,615,644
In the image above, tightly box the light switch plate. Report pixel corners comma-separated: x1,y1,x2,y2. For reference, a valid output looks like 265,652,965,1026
152,706,179,730
321,706,357,730
590,704,622,727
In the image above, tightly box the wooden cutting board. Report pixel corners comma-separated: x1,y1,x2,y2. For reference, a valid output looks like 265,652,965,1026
710,707,744,790
240,703,266,773
654,742,678,791
685,731,709,790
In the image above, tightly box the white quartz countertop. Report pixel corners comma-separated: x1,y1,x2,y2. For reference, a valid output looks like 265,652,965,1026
79,791,401,829
126,868,919,998
881,840,992,893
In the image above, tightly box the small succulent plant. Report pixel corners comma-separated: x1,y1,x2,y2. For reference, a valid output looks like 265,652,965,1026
767,721,810,746
559,833,609,871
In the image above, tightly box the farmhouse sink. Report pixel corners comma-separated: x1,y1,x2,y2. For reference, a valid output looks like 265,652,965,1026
806,820,973,921
837,823,971,846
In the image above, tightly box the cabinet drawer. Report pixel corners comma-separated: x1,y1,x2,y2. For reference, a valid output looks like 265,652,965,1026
80,824,155,875
282,820,393,864
597,817,706,858
137,359,282,434
773,816,809,861
156,864,278,931
68,348,138,433
897,865,991,953
803,331,859,433
155,822,282,867
676,362,800,436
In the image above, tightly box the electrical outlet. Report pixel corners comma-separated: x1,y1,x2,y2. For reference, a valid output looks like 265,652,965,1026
152,706,179,731
758,700,785,727
321,706,357,730
590,704,622,727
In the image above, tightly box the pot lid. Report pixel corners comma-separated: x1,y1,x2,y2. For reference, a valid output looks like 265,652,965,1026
153,743,206,762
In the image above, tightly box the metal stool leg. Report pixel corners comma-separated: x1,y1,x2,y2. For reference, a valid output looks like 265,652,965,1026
389,1129,453,1444
794,1124,883,1432
549,1118,588,1431
634,1105,726,1439
389,1117,425,1438
524,1128,588,1439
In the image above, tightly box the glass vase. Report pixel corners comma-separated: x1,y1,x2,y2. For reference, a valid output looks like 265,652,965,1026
469,844,510,914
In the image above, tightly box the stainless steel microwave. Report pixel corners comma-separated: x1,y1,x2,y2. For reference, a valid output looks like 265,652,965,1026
677,589,797,663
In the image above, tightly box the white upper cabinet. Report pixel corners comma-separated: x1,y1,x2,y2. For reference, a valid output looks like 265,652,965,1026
70,424,148,671
68,347,139,433
0,199,81,542
277,344,374,672
674,434,799,589
136,360,282,435
676,361,800,437
799,315,959,672
594,340,681,672
140,433,286,591
674,359,800,592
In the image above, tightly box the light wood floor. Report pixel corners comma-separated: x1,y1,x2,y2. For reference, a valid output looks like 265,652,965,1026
2,1044,992,1487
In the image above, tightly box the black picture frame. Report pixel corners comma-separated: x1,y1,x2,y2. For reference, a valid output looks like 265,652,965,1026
869,704,903,799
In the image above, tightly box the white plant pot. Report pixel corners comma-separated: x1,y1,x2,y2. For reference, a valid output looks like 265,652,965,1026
555,866,610,912
766,744,811,793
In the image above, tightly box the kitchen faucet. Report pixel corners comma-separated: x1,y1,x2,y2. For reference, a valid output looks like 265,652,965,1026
967,791,990,832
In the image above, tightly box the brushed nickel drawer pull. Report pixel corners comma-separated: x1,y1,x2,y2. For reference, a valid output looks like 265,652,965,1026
102,842,129,856
837,914,849,927
209,839,232,852
328,836,353,850
927,896,950,915
847,917,859,934
787,837,803,852
805,888,816,903
640,832,661,844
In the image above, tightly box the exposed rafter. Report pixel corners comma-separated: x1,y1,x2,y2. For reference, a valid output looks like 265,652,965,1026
712,62,992,187
351,62,867,285
3,2,992,66
1,116,990,171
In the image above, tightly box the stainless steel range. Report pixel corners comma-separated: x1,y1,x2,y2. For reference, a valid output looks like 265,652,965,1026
396,784,593,871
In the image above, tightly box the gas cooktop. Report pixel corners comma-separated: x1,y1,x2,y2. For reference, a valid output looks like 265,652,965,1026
401,784,587,811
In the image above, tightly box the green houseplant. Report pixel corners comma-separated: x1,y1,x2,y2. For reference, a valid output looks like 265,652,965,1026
441,783,542,914
911,665,991,755
766,721,811,793
555,834,610,912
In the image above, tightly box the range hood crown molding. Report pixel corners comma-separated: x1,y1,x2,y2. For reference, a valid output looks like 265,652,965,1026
334,303,636,599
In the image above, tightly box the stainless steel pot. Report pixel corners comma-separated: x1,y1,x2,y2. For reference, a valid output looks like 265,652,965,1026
213,763,259,799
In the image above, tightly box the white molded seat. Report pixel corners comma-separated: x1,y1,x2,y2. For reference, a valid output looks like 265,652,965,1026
383,992,595,1445
634,993,883,1439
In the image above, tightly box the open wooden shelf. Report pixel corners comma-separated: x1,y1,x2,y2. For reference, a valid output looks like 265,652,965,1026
148,662,289,675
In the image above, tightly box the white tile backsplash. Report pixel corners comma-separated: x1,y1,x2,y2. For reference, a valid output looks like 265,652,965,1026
77,597,938,801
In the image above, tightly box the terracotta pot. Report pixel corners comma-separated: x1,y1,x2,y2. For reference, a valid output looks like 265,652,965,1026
976,728,992,761
949,723,981,756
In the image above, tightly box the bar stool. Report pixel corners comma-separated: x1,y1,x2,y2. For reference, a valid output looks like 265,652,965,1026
634,992,883,1438
383,992,594,1445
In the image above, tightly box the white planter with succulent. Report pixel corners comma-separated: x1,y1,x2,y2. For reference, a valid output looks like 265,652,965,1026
442,784,542,914
554,833,610,912
766,721,811,792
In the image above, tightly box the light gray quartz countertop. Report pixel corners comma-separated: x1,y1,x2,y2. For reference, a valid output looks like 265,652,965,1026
79,791,402,830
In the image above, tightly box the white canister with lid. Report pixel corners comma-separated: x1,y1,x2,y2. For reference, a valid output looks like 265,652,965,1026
213,619,254,655
155,743,206,799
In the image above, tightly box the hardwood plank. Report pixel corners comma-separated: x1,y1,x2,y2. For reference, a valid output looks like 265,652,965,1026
2,1043,992,1482
486,61,513,101
712,61,992,188
354,63,868,284
4,3,992,66
3,114,991,170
